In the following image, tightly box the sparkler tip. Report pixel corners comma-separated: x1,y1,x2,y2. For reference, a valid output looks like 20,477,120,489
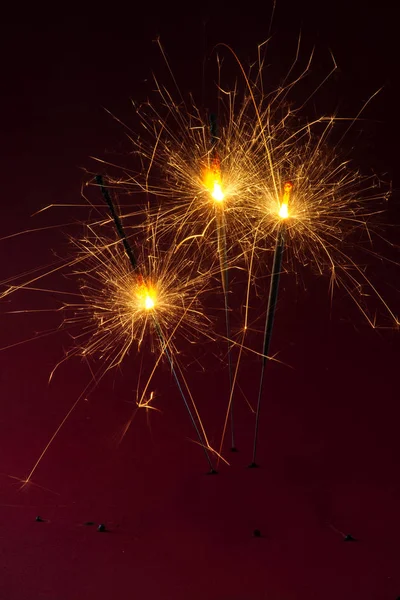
212,183,225,202
135,277,157,311
204,159,225,203
278,180,293,219
144,295,155,310
278,203,289,219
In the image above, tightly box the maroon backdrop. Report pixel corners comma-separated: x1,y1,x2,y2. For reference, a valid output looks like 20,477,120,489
1,3,399,599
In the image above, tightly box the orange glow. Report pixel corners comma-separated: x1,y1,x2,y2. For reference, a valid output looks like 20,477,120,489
204,158,225,203
135,275,156,310
279,181,293,219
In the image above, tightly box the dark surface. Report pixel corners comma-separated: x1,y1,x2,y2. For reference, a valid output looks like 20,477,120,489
1,3,400,599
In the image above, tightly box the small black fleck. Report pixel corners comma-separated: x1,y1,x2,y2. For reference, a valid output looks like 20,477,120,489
97,524,106,532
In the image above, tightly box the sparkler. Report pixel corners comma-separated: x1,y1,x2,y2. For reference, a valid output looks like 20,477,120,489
249,181,291,468
207,114,236,452
4,206,220,486
96,176,217,472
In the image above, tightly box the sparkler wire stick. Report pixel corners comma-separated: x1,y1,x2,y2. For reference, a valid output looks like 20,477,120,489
216,209,235,450
95,175,137,270
250,182,292,467
153,318,216,473
96,175,216,472
209,115,236,452
249,225,285,467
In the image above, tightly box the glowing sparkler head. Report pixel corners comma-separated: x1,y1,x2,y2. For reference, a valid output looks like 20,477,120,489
144,293,155,310
279,181,293,220
204,157,225,203
68,234,214,370
135,275,157,311
278,203,289,219
211,181,224,202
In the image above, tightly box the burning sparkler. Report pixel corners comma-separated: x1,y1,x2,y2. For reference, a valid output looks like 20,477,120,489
205,115,236,451
87,177,218,471
0,181,222,484
250,181,292,467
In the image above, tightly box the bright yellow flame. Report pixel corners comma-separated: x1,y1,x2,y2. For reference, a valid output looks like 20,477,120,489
279,203,289,219
279,181,293,219
144,294,155,310
211,182,224,202
136,278,156,311
204,160,225,203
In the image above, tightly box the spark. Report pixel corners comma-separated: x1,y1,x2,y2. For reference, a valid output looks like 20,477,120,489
137,390,159,411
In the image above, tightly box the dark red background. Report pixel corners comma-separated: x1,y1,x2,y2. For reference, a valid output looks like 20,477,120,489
1,3,400,599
